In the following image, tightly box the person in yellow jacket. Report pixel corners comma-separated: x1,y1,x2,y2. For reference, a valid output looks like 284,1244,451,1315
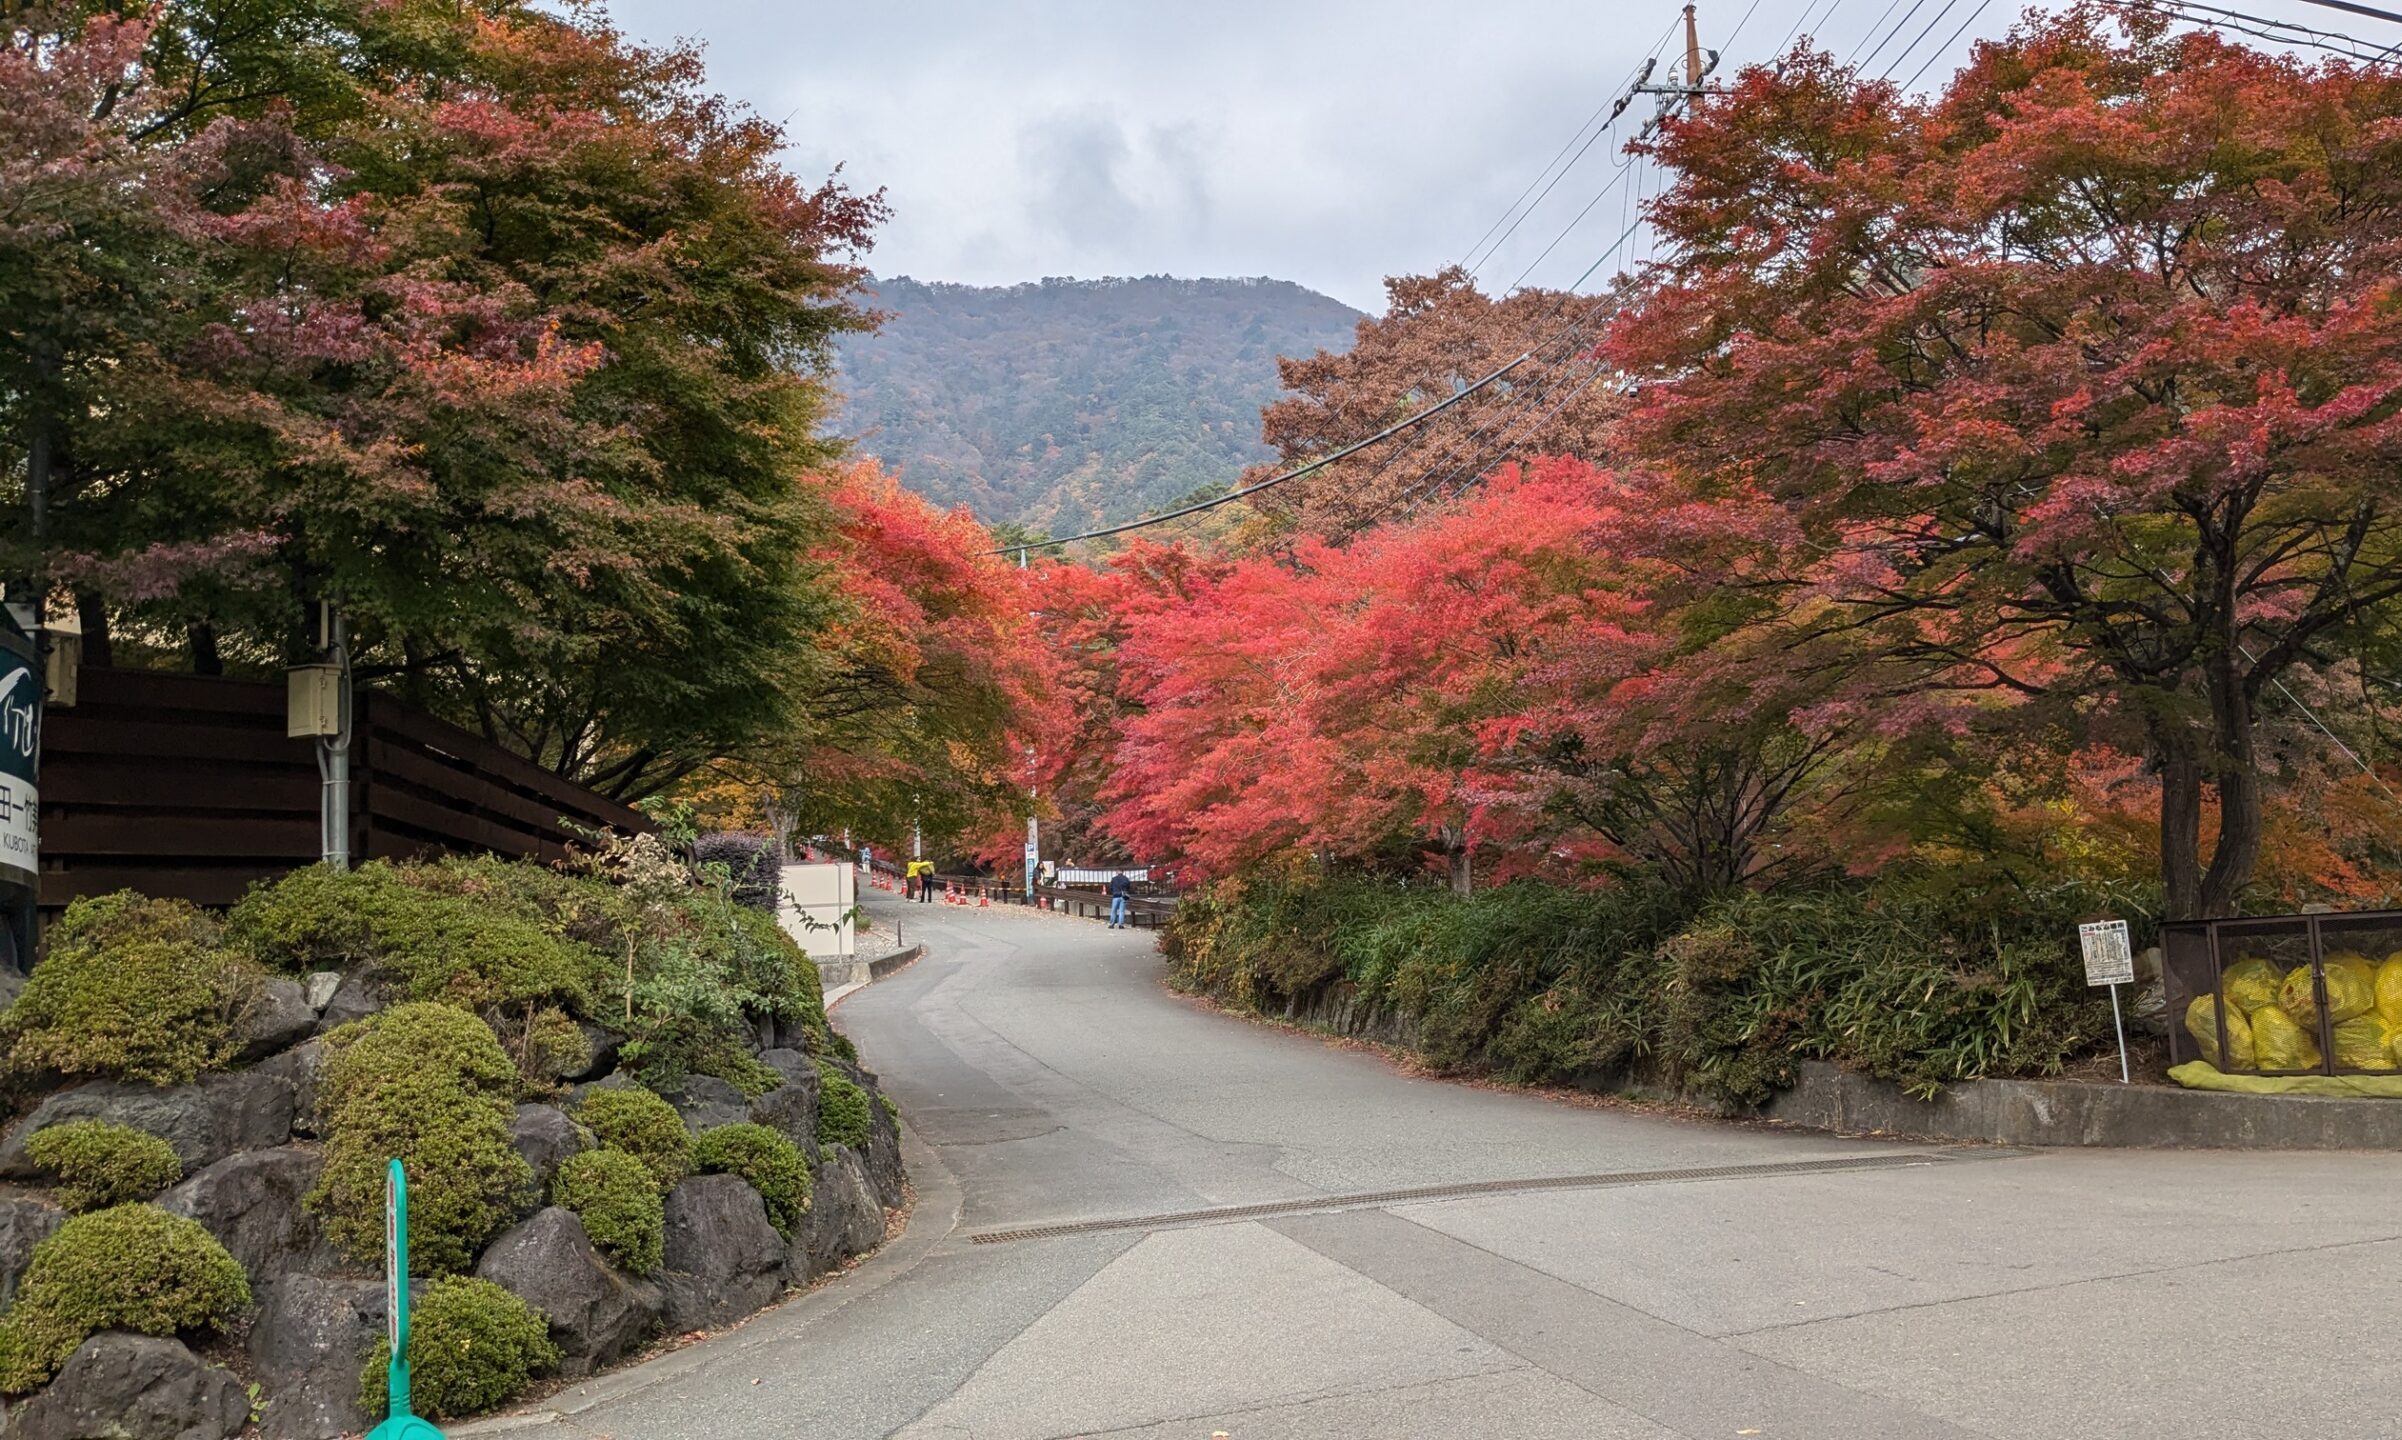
907,858,936,902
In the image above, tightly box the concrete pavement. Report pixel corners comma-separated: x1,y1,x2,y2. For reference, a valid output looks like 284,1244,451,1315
467,889,2402,1440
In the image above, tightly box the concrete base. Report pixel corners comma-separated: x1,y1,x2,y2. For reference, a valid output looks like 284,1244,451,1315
1255,981,2402,1151
1761,1059,2402,1150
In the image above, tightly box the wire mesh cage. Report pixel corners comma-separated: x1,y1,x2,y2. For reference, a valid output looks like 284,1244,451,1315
2163,911,2402,1077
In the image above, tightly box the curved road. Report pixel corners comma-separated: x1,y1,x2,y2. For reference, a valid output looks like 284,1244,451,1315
475,891,2402,1440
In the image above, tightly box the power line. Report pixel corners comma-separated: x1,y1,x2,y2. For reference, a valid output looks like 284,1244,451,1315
2116,0,2401,61
1460,17,1681,277
987,354,1534,554
1900,0,2001,87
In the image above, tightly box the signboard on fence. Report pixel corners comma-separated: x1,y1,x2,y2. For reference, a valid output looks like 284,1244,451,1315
0,625,37,888
781,862,856,961
2078,919,2135,987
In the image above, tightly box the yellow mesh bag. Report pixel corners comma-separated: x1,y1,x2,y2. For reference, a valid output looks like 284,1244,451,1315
2333,1013,2397,1072
2251,1003,2323,1072
2184,995,2253,1070
2220,957,2283,1015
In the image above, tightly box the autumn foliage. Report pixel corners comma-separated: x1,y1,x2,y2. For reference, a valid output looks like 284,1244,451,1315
1052,12,2402,921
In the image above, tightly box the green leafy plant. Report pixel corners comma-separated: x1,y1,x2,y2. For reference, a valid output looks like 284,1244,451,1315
692,1124,811,1239
574,1088,691,1193
815,1062,872,1151
2,892,263,1086
308,1004,532,1274
0,1205,250,1392
358,1276,557,1421
24,1122,184,1212
550,1149,664,1275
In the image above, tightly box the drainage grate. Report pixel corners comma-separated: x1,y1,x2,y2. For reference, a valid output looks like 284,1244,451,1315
966,1150,1993,1245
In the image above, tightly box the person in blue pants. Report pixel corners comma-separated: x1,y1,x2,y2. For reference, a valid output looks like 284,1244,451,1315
1107,871,1132,929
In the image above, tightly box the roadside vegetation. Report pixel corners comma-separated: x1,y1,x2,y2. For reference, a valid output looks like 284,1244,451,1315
1054,15,2402,1098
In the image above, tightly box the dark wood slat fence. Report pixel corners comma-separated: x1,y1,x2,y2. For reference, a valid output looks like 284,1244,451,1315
38,668,646,914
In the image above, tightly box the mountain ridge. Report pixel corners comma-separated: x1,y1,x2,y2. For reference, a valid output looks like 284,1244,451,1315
832,274,1364,530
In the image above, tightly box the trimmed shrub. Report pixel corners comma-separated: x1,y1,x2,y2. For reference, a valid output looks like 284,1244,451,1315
1165,866,2146,1104
692,1124,811,1239
0,1205,251,1392
359,1276,556,1421
228,863,611,1016
815,1062,872,1151
550,1149,664,1275
3,893,263,1086
574,1088,691,1193
692,833,781,912
309,1004,531,1275
24,1121,183,1212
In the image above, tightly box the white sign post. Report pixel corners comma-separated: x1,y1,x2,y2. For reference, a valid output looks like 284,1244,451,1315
2078,919,2136,1084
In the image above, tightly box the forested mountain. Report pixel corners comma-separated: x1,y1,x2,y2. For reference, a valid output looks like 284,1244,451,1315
832,276,1363,531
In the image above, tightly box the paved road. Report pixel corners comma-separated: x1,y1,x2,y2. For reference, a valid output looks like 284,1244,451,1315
474,890,2402,1440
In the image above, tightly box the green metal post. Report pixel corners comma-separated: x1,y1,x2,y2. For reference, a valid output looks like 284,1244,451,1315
368,1159,444,1438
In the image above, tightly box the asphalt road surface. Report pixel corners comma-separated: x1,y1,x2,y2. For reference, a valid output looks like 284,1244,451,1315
469,889,2402,1440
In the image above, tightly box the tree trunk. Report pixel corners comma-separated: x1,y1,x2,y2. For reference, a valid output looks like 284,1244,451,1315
73,591,111,668
187,624,221,675
2197,658,2262,919
2156,725,2205,921
1437,823,1472,897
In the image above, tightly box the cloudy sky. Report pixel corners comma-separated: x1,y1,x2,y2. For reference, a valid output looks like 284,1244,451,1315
604,0,2395,312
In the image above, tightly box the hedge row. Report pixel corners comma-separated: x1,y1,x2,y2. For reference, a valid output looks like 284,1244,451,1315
1165,867,2157,1103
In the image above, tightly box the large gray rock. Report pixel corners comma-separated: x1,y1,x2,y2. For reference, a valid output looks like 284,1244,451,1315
0,1072,294,1177
860,1086,905,1211
796,1146,884,1282
251,1039,327,1137
475,1208,661,1377
509,1104,588,1199
653,1075,749,1136
311,975,383,1034
159,1145,338,1281
233,978,318,1062
567,1024,620,1083
0,1196,64,1313
657,1175,784,1333
748,1051,821,1158
247,1276,382,1440
302,972,344,1013
10,1333,247,1440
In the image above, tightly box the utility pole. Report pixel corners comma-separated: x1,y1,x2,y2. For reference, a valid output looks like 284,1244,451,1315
1634,2,1720,137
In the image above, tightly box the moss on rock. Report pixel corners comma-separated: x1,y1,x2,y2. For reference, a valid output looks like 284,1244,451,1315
23,1121,184,1212
574,1088,691,1193
550,1149,664,1275
309,1004,531,1274
692,1123,811,1239
359,1275,557,1420
2,893,263,1086
814,1062,872,1151
0,1204,250,1392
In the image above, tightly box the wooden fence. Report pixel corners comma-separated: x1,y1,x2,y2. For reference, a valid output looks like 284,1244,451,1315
38,668,647,914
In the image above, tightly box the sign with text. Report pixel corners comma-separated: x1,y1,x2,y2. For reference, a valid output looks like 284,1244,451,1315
0,638,37,886
2078,919,2135,987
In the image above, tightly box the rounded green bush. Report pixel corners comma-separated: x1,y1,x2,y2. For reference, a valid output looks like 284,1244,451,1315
359,1276,557,1421
0,1205,250,1393
692,1124,811,1239
550,1149,664,1275
308,1004,531,1275
574,1088,691,1193
3,893,263,1086
228,863,610,1015
814,1062,872,1151
24,1122,183,1212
